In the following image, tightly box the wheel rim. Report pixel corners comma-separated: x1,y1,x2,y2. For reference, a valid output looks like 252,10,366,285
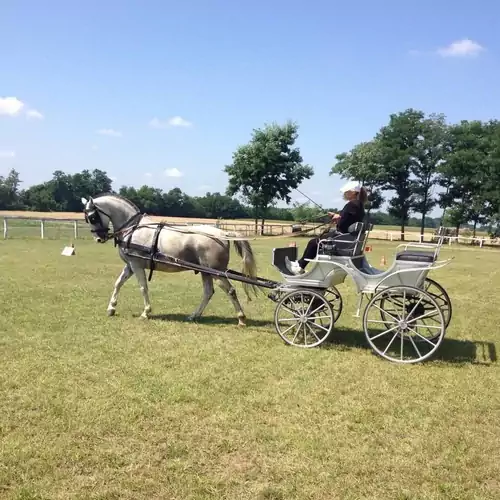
322,287,343,322
274,290,334,348
363,286,446,363
424,278,452,328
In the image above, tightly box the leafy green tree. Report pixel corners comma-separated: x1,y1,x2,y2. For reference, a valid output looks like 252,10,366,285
291,202,325,223
224,120,314,234
410,113,450,235
331,140,385,214
375,109,426,240
438,119,493,236
194,192,247,219
0,168,22,210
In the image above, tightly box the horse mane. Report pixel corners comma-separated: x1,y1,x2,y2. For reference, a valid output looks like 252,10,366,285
94,192,140,213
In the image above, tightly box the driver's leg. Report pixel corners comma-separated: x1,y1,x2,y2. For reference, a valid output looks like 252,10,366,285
285,237,319,275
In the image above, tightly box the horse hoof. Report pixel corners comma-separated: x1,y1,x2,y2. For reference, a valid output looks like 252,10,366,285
238,321,246,327
140,313,149,320
107,308,116,317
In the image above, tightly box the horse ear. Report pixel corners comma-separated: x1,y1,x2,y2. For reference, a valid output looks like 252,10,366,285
81,197,88,206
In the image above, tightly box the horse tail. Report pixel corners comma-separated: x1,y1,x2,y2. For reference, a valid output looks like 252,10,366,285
232,238,259,300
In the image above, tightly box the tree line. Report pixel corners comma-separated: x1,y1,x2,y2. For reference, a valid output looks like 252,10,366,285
2,108,500,238
0,166,442,229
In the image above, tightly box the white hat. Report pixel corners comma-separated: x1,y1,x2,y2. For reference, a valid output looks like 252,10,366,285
340,180,362,193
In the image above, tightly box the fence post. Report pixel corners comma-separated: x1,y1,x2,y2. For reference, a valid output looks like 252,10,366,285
74,220,79,239
3,218,7,239
40,219,45,239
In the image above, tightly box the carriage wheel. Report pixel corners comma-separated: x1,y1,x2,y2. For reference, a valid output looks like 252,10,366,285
378,278,452,338
274,289,335,348
424,278,452,329
324,286,343,323
363,285,445,363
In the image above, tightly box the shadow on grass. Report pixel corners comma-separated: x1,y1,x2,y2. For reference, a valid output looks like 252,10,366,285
147,312,273,327
323,327,497,365
146,314,497,365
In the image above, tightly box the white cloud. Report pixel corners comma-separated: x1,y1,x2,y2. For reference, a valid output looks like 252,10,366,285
97,128,122,137
437,39,484,57
0,150,15,158
149,116,192,128
91,144,98,151
197,184,212,191
168,116,192,127
26,109,44,120
0,97,25,116
0,97,45,120
144,172,152,177
165,168,183,178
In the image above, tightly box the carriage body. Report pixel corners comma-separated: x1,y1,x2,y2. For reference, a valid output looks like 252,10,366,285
270,223,453,363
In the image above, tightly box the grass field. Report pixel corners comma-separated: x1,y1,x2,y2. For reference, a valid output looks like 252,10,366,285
1,235,499,499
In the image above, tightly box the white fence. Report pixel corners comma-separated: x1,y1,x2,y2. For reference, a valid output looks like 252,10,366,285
1,215,498,247
1,216,217,240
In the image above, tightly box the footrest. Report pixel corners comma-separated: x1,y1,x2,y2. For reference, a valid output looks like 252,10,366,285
396,250,435,263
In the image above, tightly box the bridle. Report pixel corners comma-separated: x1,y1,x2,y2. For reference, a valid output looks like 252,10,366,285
83,204,144,243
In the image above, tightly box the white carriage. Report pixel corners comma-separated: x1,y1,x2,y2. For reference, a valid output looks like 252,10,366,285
269,223,453,363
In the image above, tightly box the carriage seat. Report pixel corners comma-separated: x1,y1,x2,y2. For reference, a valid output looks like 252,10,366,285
395,250,435,263
318,222,372,258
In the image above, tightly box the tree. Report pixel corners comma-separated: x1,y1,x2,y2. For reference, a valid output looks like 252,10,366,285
0,168,22,210
224,120,314,234
437,119,492,236
330,140,385,216
375,109,425,240
410,113,450,236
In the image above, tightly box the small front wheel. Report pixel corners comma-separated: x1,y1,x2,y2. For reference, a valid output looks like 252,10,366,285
274,289,335,348
363,285,446,363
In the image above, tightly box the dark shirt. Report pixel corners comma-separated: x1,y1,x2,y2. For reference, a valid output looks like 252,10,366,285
336,199,365,233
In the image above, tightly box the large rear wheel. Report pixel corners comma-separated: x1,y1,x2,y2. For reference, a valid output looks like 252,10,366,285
363,285,446,363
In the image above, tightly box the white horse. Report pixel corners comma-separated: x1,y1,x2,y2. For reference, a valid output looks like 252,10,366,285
81,193,258,326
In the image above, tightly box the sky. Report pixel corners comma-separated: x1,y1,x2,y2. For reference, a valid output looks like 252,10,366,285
1,0,499,213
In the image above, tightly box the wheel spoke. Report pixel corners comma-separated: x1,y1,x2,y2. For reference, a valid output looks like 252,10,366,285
400,328,404,360
291,324,302,344
369,323,400,340
372,302,400,322
408,334,422,358
280,304,300,317
383,330,400,354
280,323,297,336
306,322,321,342
310,314,332,321
406,309,440,324
312,322,330,333
407,326,438,347
278,317,301,322
414,323,442,329
367,319,399,326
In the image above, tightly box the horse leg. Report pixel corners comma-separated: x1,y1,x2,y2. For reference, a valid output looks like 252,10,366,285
107,264,133,316
130,263,152,319
187,273,214,321
216,277,247,326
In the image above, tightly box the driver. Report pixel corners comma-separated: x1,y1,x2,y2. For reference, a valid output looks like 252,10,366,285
285,181,368,275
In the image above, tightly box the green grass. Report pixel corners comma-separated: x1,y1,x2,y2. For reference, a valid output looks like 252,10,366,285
0,236,499,499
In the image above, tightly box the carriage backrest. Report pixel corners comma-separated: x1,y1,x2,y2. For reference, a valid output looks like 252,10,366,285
318,220,373,258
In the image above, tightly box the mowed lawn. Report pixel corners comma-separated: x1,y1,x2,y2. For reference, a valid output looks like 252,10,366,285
0,235,499,500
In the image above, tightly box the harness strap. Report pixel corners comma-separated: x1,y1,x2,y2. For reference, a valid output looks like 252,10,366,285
148,222,165,281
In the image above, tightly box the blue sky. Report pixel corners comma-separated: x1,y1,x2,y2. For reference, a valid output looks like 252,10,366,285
1,0,498,213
